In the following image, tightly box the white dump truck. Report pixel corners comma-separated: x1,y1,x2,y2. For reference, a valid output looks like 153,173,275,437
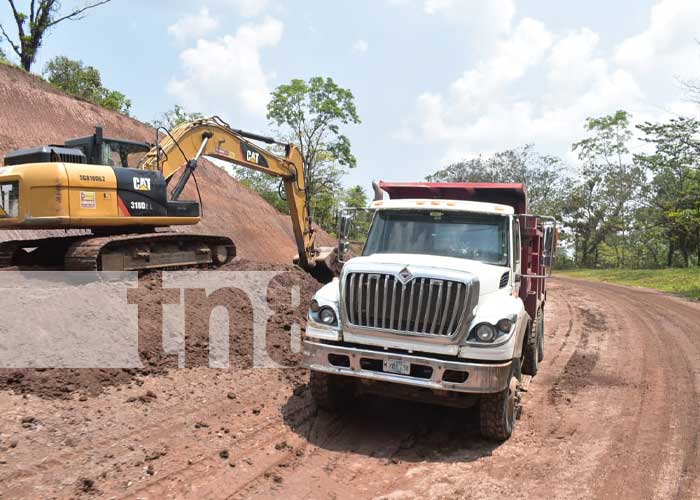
302,181,557,440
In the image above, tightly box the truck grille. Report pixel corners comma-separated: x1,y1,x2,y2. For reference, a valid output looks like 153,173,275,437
343,272,476,337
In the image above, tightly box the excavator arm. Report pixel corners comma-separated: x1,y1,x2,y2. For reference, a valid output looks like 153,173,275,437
140,117,320,270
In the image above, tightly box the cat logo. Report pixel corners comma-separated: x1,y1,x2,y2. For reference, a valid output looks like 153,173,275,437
246,150,260,164
133,177,151,191
240,143,269,168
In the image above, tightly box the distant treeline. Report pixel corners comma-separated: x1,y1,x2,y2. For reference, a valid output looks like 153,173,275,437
427,111,700,270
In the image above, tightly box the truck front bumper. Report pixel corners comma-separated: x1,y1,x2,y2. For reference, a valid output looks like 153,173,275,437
302,340,512,394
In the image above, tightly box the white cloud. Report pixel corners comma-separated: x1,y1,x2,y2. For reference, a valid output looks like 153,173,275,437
168,7,220,42
615,0,700,74
386,0,515,42
167,17,283,118
353,39,369,53
222,0,270,17
423,0,515,37
400,0,700,164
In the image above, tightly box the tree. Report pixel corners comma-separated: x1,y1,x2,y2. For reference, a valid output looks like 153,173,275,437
426,145,573,217
344,185,368,209
566,110,644,267
267,77,361,198
342,185,371,240
151,105,204,130
0,46,7,63
635,117,700,267
0,0,111,71
43,56,130,114
0,0,111,72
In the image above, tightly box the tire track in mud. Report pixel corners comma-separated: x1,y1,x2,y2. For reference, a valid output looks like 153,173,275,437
589,284,671,499
597,284,700,500
525,280,635,498
650,303,700,500
118,379,316,500
0,370,310,499
561,279,700,500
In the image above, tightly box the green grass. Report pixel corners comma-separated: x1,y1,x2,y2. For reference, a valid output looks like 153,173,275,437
557,267,700,300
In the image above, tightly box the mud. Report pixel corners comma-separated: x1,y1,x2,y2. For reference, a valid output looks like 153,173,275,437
1,277,700,499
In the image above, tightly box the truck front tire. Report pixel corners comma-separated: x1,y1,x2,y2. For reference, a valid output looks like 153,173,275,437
521,321,539,376
479,373,519,441
309,371,355,411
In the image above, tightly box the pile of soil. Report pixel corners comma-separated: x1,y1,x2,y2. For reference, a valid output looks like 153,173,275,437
0,260,321,398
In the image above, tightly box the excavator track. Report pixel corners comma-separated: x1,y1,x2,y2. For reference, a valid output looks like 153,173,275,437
65,232,235,271
0,236,88,269
0,233,235,271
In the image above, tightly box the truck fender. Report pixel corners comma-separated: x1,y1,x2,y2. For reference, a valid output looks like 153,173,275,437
511,312,531,360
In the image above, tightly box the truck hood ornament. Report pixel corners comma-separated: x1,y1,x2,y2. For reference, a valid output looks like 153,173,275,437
397,267,413,284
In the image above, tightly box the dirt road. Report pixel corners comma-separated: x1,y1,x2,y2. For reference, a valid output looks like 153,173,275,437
1,276,699,499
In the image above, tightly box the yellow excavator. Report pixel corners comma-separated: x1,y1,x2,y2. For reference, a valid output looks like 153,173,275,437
0,116,335,278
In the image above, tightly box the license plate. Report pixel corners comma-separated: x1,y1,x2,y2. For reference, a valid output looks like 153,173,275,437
383,357,411,375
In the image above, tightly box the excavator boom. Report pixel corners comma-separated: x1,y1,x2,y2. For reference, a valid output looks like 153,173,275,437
141,117,320,270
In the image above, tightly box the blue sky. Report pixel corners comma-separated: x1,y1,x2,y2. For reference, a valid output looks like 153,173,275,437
1,0,699,189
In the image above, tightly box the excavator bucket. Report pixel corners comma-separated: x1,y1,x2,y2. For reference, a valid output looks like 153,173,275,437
294,246,341,283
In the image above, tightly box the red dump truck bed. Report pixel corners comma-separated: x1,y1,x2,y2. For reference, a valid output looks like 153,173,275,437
378,181,551,320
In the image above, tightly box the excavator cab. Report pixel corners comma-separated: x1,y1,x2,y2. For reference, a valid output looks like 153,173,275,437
64,127,151,168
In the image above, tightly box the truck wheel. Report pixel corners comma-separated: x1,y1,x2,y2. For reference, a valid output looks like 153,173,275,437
309,371,355,412
537,310,545,362
479,374,519,441
521,321,539,376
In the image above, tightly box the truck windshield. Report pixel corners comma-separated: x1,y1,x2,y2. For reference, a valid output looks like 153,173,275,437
362,210,509,266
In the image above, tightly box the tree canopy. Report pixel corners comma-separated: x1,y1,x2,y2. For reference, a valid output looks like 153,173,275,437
427,145,572,217
267,76,361,195
150,105,204,131
635,117,700,267
43,56,130,114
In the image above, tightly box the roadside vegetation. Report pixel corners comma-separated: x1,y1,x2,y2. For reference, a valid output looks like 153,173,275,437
558,268,700,300
43,56,131,114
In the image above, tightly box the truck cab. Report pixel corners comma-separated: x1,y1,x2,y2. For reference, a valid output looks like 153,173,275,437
302,182,556,441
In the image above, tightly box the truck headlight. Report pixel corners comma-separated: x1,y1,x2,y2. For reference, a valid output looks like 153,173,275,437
474,323,497,343
319,307,338,326
496,318,513,333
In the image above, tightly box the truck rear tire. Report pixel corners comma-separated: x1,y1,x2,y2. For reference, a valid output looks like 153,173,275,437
479,373,519,441
521,321,539,376
537,310,545,362
309,371,355,412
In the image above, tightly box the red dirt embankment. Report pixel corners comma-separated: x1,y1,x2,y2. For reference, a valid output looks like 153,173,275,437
0,62,319,263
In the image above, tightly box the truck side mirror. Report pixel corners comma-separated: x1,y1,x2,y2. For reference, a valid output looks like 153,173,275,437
337,210,355,264
541,222,558,276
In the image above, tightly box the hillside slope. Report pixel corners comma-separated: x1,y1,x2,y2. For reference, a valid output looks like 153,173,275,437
0,63,306,264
